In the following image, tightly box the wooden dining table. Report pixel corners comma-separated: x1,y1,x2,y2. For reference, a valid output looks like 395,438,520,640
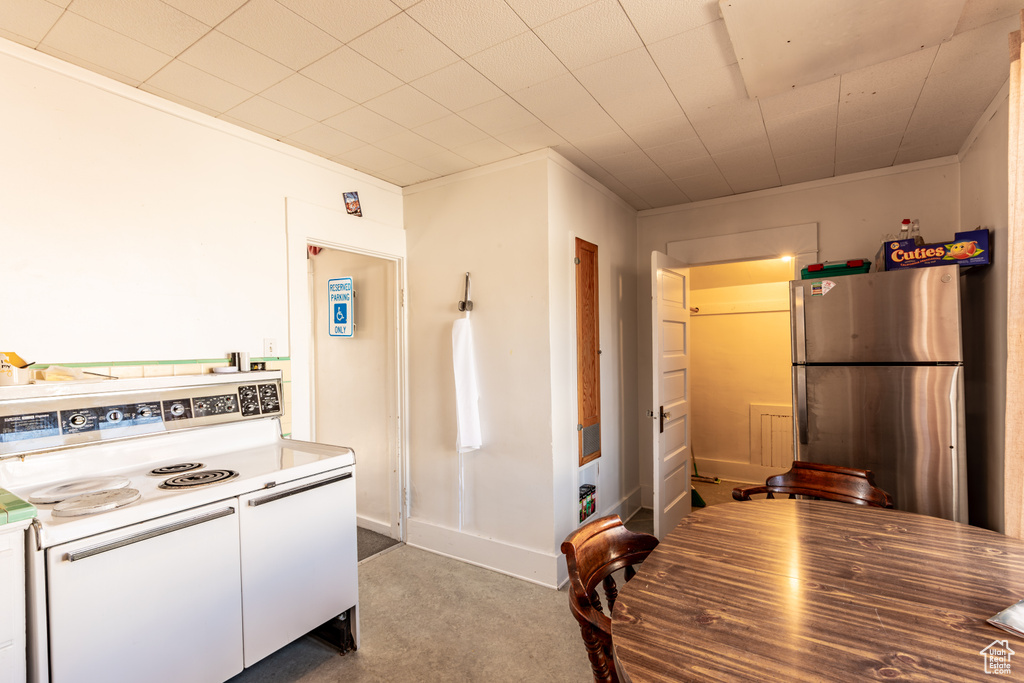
611,500,1024,682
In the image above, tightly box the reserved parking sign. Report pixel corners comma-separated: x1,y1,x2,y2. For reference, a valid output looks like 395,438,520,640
328,277,354,337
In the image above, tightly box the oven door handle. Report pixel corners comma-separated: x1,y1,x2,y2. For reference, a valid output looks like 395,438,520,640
248,471,352,508
65,506,235,562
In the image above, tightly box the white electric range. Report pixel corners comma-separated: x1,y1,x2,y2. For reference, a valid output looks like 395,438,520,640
0,372,358,683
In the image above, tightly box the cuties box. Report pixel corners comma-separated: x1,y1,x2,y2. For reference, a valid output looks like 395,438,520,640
883,228,990,271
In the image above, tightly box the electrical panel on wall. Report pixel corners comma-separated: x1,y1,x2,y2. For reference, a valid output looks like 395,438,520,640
576,238,601,466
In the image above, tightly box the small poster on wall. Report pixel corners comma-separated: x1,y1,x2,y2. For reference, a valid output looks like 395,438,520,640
344,191,362,217
329,277,354,338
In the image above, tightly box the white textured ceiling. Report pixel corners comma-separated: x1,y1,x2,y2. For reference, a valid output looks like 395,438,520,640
0,0,1018,210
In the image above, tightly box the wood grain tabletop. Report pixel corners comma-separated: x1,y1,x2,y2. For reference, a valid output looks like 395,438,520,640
611,500,1024,682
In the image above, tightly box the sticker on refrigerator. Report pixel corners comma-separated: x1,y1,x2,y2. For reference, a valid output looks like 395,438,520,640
811,280,836,296
329,277,354,337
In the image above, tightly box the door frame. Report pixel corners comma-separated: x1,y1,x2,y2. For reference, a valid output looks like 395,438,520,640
285,198,409,541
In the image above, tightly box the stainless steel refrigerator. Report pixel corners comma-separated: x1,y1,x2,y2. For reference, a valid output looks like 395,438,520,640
790,264,966,521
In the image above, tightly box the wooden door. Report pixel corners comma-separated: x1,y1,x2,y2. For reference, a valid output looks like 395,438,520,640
576,238,600,466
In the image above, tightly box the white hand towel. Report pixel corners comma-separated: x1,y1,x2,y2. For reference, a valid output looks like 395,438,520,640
452,315,482,453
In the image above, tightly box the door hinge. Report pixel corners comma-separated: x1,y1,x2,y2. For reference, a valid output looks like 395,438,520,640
400,289,405,307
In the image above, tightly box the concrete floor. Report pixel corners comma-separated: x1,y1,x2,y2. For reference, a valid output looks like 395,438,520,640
229,545,592,683
231,487,742,683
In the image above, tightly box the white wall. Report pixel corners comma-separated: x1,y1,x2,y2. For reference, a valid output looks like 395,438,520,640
403,155,557,583
403,151,638,587
547,158,638,572
959,88,1010,532
0,39,403,365
636,159,961,500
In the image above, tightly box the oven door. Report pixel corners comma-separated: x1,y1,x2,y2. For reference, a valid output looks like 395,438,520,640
45,501,243,683
239,466,357,666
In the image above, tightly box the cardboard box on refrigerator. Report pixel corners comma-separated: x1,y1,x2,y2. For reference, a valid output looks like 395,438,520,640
883,228,990,271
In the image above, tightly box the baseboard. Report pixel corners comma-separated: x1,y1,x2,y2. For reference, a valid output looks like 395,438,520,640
406,517,562,589
604,485,642,523
357,515,393,537
695,459,787,485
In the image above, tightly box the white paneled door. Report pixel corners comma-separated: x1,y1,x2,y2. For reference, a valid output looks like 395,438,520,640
651,251,692,540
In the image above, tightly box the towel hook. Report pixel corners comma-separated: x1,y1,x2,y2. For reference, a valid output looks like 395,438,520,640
458,272,473,312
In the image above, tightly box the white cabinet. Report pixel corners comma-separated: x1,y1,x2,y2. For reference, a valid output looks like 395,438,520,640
239,466,358,667
0,521,29,683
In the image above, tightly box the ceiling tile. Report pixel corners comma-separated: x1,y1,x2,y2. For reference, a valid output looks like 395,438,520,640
335,144,406,173
894,137,963,165
179,30,292,93
389,0,417,8
597,150,662,176
574,48,683,130
512,73,620,141
573,130,641,160
902,114,975,149
955,0,1024,34
835,151,898,176
407,0,528,57
364,85,451,128
301,46,402,103
451,138,518,165
323,105,406,142
764,104,838,157
617,0,718,44
411,61,504,112
348,13,459,82
840,47,936,98
713,141,780,193
550,143,597,171
493,122,565,153
632,181,690,207
466,31,567,92
503,0,597,29
533,0,642,71
68,0,208,56
40,12,171,84
413,114,489,148
650,22,746,112
259,73,357,121
160,0,246,27
658,153,718,180
285,122,364,156
374,130,447,160
774,148,835,185
223,95,317,137
673,171,732,202
836,131,902,162
0,0,65,46
459,96,540,135
138,84,220,118
417,150,477,175
644,138,709,166
379,162,439,186
215,0,340,70
626,114,698,149
688,99,768,155
277,0,401,43
144,59,251,113
836,110,912,148
759,77,840,120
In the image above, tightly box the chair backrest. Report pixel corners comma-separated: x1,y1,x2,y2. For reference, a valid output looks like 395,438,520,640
561,515,659,683
732,461,895,508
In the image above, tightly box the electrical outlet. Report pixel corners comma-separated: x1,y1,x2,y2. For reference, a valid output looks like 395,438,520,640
263,338,277,357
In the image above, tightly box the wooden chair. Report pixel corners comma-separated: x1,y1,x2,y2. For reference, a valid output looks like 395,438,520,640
561,515,659,683
732,460,895,508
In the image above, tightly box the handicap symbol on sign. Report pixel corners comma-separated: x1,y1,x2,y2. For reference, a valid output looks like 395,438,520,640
334,303,348,325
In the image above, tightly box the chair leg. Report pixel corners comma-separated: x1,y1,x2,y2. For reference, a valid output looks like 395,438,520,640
580,623,615,683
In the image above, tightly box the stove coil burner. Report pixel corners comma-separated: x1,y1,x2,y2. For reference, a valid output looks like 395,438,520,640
148,462,204,476
159,469,238,489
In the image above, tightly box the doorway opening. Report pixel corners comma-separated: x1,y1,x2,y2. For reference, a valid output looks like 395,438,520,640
689,257,795,484
308,245,403,544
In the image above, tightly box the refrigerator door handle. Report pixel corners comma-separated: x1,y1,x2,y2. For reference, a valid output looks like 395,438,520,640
792,285,806,364
796,365,808,445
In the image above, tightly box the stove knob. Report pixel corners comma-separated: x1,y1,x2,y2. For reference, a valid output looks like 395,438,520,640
244,402,259,414
170,403,186,417
137,406,153,418
69,413,87,428
106,409,123,423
